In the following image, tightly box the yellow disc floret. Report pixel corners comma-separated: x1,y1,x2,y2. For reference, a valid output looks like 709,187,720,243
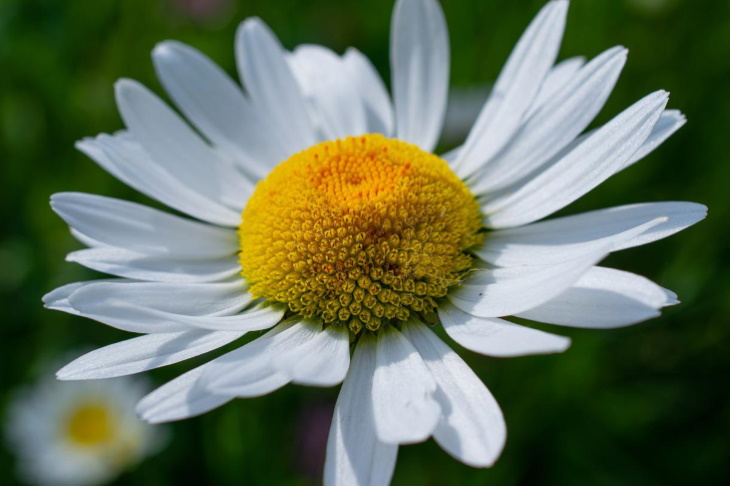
239,134,483,334
66,404,115,447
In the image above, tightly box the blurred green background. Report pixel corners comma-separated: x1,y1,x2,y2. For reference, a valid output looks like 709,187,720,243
1,0,728,484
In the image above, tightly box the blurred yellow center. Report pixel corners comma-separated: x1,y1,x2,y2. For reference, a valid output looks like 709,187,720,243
239,134,483,334
66,404,115,446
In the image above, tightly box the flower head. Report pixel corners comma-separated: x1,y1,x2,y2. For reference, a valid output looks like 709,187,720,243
5,370,163,486
45,0,706,484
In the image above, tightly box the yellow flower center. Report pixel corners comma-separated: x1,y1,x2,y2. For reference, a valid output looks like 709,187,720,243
239,134,483,334
66,403,116,447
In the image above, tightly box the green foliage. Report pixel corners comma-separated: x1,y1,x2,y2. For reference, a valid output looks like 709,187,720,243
0,0,728,484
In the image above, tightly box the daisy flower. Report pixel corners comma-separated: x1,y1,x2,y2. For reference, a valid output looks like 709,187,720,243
5,371,163,486
44,0,706,483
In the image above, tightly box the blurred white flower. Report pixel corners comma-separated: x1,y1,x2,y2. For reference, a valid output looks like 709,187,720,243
5,371,164,486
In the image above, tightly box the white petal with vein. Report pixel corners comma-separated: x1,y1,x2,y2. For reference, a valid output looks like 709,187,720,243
391,0,449,151
450,252,606,318
453,0,568,178
51,192,237,259
137,365,232,423
372,326,440,445
115,79,252,213
236,18,316,155
66,248,240,283
439,302,570,357
324,334,398,486
77,132,240,226
288,45,367,140
343,48,395,136
478,202,706,266
403,322,506,467
517,266,676,328
152,40,283,179
57,330,245,379
484,90,669,228
471,46,627,193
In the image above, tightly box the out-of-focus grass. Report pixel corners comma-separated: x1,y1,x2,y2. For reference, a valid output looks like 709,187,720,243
0,0,728,484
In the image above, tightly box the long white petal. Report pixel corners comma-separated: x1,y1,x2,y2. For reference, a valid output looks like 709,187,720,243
63,279,251,316
66,248,240,283
57,330,244,379
477,215,666,266
152,40,284,179
43,281,104,315
484,90,669,228
66,250,237,283
402,322,506,467
136,365,232,423
391,0,449,151
115,79,253,213
471,46,627,193
343,48,395,136
453,0,568,178
236,18,316,155
288,45,368,140
77,133,240,227
449,252,605,318
439,302,570,357
66,281,283,333
621,109,686,170
526,56,585,118
478,202,707,266
517,267,676,328
324,334,398,486
372,326,440,445
51,192,237,259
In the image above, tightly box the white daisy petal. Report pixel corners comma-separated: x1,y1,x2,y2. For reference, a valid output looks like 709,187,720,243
517,266,676,328
235,18,317,155
450,251,606,318
486,107,685,203
479,202,706,266
477,214,666,266
484,90,669,228
391,0,449,151
471,46,628,193
43,281,99,314
402,321,506,467
78,301,283,333
57,330,244,380
64,280,252,316
51,192,237,259
65,281,283,333
453,0,568,178
152,40,283,179
439,302,570,357
136,365,232,423
288,45,368,140
202,319,320,396
526,56,585,118
115,79,253,213
621,109,687,170
324,333,398,486
273,323,351,387
66,248,240,283
343,48,395,136
77,133,241,227
372,326,440,445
